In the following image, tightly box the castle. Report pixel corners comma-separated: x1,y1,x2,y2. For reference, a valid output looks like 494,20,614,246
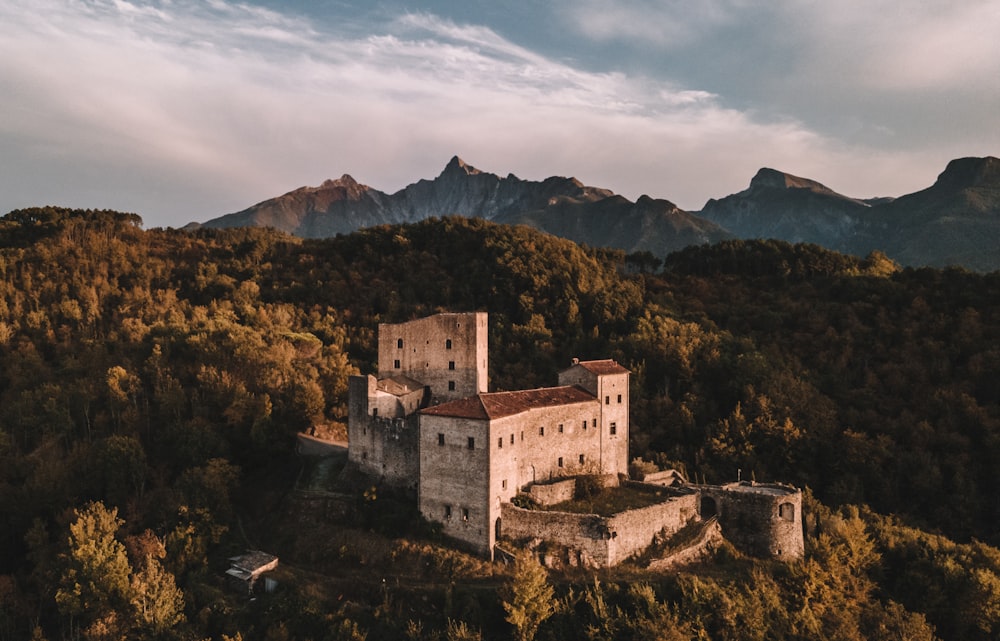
347,312,803,566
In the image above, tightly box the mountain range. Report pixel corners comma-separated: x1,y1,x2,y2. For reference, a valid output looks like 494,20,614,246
195,155,1000,271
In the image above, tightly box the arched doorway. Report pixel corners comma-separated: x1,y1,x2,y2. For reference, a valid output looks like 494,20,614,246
700,496,718,518
495,517,502,540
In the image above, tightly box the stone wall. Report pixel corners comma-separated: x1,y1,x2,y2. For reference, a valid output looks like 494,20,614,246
378,312,487,403
500,489,700,567
419,414,491,555
528,479,577,506
605,491,699,565
500,503,612,567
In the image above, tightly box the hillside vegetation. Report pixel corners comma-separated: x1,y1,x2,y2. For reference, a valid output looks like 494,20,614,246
1,208,999,640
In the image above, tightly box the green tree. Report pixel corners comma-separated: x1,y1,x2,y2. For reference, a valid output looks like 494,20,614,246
500,551,554,641
55,502,131,636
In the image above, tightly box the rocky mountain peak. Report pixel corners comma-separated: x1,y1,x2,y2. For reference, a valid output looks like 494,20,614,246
320,174,360,189
441,155,482,177
933,156,1000,191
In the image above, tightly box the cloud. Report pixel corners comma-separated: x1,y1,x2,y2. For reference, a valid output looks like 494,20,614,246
0,0,981,226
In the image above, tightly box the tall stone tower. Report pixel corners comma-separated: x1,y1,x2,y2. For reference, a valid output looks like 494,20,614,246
377,312,488,404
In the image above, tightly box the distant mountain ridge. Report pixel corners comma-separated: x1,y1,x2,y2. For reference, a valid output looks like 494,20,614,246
197,155,1000,271
197,156,729,256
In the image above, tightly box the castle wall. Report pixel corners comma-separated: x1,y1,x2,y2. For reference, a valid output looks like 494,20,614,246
500,503,612,567
605,491,698,565
418,414,491,555
528,479,577,506
701,483,804,560
347,375,420,487
499,490,699,567
558,364,629,477
378,312,487,403
493,399,608,489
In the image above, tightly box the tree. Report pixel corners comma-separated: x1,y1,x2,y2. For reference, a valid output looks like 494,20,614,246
55,502,131,636
129,556,185,636
500,551,554,641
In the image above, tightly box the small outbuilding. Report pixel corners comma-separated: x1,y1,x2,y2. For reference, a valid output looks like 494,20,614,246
226,551,279,595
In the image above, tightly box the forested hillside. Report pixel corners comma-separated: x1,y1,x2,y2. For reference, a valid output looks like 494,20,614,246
1,208,999,640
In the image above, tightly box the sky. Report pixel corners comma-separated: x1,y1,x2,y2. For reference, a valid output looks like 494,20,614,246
2,0,998,229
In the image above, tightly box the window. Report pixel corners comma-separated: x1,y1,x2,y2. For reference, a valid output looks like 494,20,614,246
605,396,610,405
520,431,524,441
617,394,622,403
371,408,378,418
502,479,507,490
779,503,795,522
361,451,367,460
448,381,456,391
448,361,455,370
510,434,514,445
444,505,452,519
582,420,587,431
592,418,597,428
579,454,585,464
393,359,401,369
446,339,453,350
397,338,403,348
539,426,545,436
497,437,503,449
467,437,475,450
438,433,445,446
610,422,617,435
557,457,563,468
558,424,564,433
462,508,469,521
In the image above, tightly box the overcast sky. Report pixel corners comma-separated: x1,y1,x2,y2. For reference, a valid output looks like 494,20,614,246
2,0,998,228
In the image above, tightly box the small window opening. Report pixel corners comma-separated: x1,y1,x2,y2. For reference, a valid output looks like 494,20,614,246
446,339,453,350
510,434,514,445
579,454,585,464
467,437,475,450
617,394,622,403
397,338,403,348
448,381,456,391
558,424,564,433
444,505,452,519
448,361,455,370
557,457,563,468
393,359,400,369
497,437,503,449
605,396,610,405
539,426,545,436
779,502,795,522
462,508,469,521
438,433,445,446
610,422,617,435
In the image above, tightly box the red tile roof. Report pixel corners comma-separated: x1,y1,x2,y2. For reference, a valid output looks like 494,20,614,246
421,385,596,420
573,359,629,375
